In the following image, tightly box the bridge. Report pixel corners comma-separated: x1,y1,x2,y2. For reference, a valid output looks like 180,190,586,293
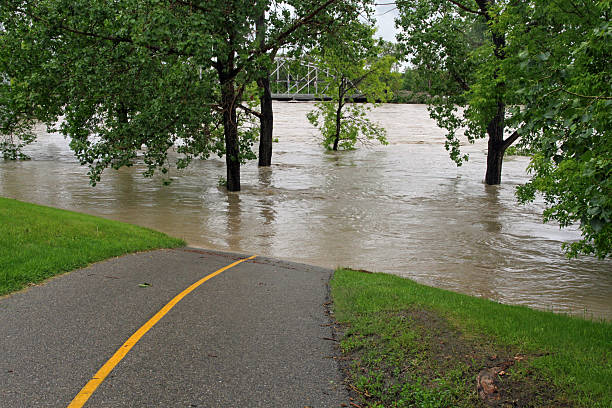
270,57,332,101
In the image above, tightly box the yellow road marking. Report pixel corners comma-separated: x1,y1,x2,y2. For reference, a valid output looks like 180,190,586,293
67,254,257,408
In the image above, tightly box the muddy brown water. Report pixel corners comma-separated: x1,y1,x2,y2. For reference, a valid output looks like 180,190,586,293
1,103,610,319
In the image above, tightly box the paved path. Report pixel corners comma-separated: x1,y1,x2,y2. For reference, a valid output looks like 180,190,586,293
0,248,348,407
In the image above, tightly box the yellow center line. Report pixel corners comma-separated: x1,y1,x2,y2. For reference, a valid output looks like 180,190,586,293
67,254,257,408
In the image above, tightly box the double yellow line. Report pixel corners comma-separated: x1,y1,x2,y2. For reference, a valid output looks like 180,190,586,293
68,255,257,408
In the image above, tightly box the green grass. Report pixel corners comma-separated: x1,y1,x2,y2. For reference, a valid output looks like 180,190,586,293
331,268,612,408
0,197,185,295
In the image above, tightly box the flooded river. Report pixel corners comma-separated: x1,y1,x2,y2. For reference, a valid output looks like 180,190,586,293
1,103,610,319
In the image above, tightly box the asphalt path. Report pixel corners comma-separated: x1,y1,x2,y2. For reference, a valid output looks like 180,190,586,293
0,248,348,407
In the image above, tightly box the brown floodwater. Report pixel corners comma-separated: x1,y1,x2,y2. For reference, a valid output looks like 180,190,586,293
1,103,610,319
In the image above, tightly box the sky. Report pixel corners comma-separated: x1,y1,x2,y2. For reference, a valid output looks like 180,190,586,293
375,3,400,42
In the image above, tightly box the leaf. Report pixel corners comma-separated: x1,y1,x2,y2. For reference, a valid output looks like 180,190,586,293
591,218,605,233
537,52,550,61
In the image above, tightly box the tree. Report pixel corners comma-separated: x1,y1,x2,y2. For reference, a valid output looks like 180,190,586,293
0,0,351,191
396,0,521,185
307,25,395,151
252,0,369,166
0,77,37,160
500,0,612,258
398,0,611,257
400,67,430,94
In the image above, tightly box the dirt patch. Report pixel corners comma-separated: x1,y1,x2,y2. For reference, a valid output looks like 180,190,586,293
333,308,570,408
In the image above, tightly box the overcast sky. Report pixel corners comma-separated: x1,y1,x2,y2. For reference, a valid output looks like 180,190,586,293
375,3,400,42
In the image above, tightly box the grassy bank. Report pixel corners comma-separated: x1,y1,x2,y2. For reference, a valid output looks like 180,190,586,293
331,268,611,408
0,197,184,295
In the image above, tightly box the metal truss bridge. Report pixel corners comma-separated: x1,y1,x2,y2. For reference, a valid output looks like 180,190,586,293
270,57,332,101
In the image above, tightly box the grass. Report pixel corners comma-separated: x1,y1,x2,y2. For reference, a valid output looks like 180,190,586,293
331,268,612,408
0,197,184,295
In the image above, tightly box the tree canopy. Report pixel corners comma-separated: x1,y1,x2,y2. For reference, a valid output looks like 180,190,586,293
307,24,395,150
0,0,366,190
397,0,611,258
397,0,521,186
2,0,610,257
501,0,612,258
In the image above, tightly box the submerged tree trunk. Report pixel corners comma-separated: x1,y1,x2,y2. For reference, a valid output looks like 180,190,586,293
256,8,273,167
484,97,520,185
219,69,241,192
485,137,504,185
483,23,510,185
333,102,341,151
485,100,505,185
333,80,345,151
258,75,274,166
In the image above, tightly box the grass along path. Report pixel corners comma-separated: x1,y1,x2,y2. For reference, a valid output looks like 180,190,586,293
0,197,184,295
331,268,611,408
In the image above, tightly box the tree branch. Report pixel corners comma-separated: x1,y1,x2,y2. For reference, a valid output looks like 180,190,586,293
258,0,339,56
562,89,612,100
13,5,195,59
170,0,212,14
448,0,486,16
502,130,520,151
228,0,339,79
237,104,263,119
449,70,470,92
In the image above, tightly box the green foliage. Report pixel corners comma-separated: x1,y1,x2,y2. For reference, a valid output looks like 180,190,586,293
0,197,184,295
384,71,403,96
0,1,366,190
390,90,431,104
400,68,427,93
307,23,394,150
501,0,612,258
0,76,37,159
504,145,532,157
398,0,612,257
396,0,511,167
1,0,224,182
307,102,389,151
332,268,612,407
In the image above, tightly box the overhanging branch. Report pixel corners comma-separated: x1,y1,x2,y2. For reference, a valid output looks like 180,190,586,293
237,104,263,119
260,0,339,53
449,0,486,16
502,130,520,151
562,89,612,100
12,5,197,60
170,0,212,13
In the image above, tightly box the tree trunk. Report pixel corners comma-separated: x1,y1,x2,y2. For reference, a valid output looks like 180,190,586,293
256,7,273,167
485,100,505,185
484,21,507,185
219,72,241,192
117,104,128,124
333,80,345,151
485,138,504,185
258,75,274,166
333,102,341,151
